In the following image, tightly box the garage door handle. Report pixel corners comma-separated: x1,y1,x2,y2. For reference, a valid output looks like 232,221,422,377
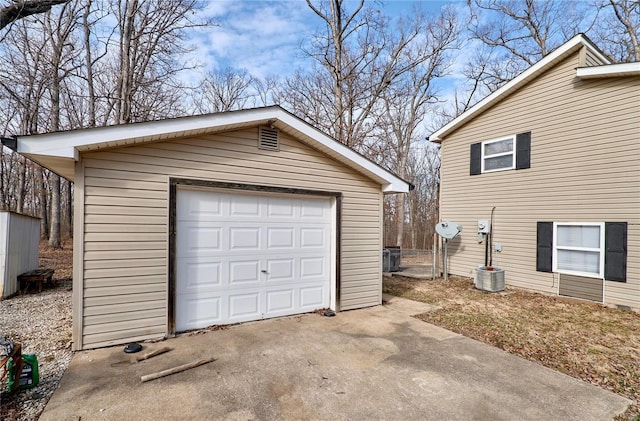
261,270,268,274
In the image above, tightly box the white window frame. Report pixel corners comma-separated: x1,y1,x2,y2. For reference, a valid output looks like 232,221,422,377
553,222,605,279
481,135,516,173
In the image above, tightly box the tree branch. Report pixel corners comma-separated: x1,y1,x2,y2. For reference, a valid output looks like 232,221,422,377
0,0,69,31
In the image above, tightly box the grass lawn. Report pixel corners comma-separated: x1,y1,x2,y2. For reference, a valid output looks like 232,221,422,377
383,276,640,420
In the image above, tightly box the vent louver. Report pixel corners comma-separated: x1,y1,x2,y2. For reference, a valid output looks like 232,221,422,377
258,127,279,151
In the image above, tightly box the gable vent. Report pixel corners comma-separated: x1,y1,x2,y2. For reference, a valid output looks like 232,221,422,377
258,126,279,151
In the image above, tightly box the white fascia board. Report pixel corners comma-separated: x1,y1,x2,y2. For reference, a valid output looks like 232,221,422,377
274,109,410,193
16,107,281,158
430,34,599,142
576,62,640,78
17,105,410,193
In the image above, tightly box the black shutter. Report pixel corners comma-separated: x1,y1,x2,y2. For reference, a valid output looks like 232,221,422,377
536,222,553,272
516,131,531,170
470,142,481,175
604,222,627,282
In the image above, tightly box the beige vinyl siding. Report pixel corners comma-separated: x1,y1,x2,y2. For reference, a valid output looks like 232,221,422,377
583,47,607,67
78,128,382,349
559,274,603,303
439,46,640,310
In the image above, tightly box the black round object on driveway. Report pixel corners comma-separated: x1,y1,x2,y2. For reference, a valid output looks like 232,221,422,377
124,342,142,353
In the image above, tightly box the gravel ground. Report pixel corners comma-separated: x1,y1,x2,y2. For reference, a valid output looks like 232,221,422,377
1,241,73,421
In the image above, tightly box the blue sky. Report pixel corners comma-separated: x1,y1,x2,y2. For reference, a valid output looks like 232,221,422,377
191,0,462,79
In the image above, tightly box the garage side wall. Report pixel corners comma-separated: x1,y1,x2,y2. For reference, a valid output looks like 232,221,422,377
78,128,382,349
439,49,640,310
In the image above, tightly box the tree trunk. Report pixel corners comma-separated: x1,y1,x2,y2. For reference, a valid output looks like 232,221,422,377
38,169,48,239
395,193,404,248
0,0,68,30
0,147,4,210
16,156,26,213
66,178,72,238
48,174,61,247
117,0,138,124
83,0,96,127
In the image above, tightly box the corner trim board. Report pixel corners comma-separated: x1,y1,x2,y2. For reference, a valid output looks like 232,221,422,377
72,160,85,350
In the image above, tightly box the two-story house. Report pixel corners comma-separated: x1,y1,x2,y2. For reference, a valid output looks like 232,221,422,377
431,34,639,310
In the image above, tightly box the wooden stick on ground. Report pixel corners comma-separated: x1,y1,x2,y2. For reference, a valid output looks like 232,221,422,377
133,346,172,363
140,357,216,383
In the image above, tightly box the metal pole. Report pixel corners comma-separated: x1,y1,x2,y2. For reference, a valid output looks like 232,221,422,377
444,239,448,281
432,233,437,280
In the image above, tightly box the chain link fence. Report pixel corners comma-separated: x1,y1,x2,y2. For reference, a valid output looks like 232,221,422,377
383,248,442,279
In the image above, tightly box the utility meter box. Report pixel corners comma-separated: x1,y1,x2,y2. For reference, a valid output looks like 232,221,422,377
477,220,490,234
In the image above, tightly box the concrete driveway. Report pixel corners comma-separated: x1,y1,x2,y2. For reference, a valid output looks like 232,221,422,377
40,295,630,421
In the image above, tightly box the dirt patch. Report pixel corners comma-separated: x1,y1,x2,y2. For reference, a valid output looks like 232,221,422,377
38,238,73,281
383,276,640,420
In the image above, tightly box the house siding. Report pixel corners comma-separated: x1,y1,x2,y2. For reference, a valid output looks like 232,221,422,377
77,128,383,349
559,274,603,303
583,46,607,67
439,47,640,310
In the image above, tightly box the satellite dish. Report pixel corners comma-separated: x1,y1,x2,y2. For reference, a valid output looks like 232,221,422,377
435,222,463,282
435,222,463,240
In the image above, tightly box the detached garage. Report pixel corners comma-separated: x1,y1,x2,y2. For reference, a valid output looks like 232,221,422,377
14,106,410,350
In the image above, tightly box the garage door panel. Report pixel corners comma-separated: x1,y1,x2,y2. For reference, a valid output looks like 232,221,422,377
300,286,325,308
300,199,327,219
267,228,295,249
229,293,260,319
229,260,260,285
230,227,260,249
266,289,295,313
267,198,295,218
300,227,327,248
176,293,222,329
178,259,222,294
230,195,261,217
176,189,331,331
266,258,295,281
177,190,222,221
177,224,221,256
300,257,327,279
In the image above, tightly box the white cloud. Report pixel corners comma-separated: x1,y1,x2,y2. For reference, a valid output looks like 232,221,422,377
187,1,314,80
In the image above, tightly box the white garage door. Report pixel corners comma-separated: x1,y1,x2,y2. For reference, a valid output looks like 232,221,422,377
176,188,332,331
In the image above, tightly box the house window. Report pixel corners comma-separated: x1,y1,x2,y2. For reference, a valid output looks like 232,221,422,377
482,136,515,172
470,131,530,176
553,222,604,279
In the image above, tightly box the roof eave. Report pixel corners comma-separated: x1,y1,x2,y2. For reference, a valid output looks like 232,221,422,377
16,106,410,193
576,62,640,78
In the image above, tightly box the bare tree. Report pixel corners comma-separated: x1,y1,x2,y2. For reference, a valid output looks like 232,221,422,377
40,0,81,247
253,75,279,107
0,18,49,234
374,7,459,246
292,0,448,150
113,0,207,124
436,0,599,123
593,0,640,62
194,67,256,114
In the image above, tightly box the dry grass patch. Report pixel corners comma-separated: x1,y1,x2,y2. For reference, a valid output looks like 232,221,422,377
383,276,640,420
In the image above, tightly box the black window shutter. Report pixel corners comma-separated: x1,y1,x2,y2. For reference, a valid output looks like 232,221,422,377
536,222,553,272
470,142,481,175
516,132,531,170
604,222,627,282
